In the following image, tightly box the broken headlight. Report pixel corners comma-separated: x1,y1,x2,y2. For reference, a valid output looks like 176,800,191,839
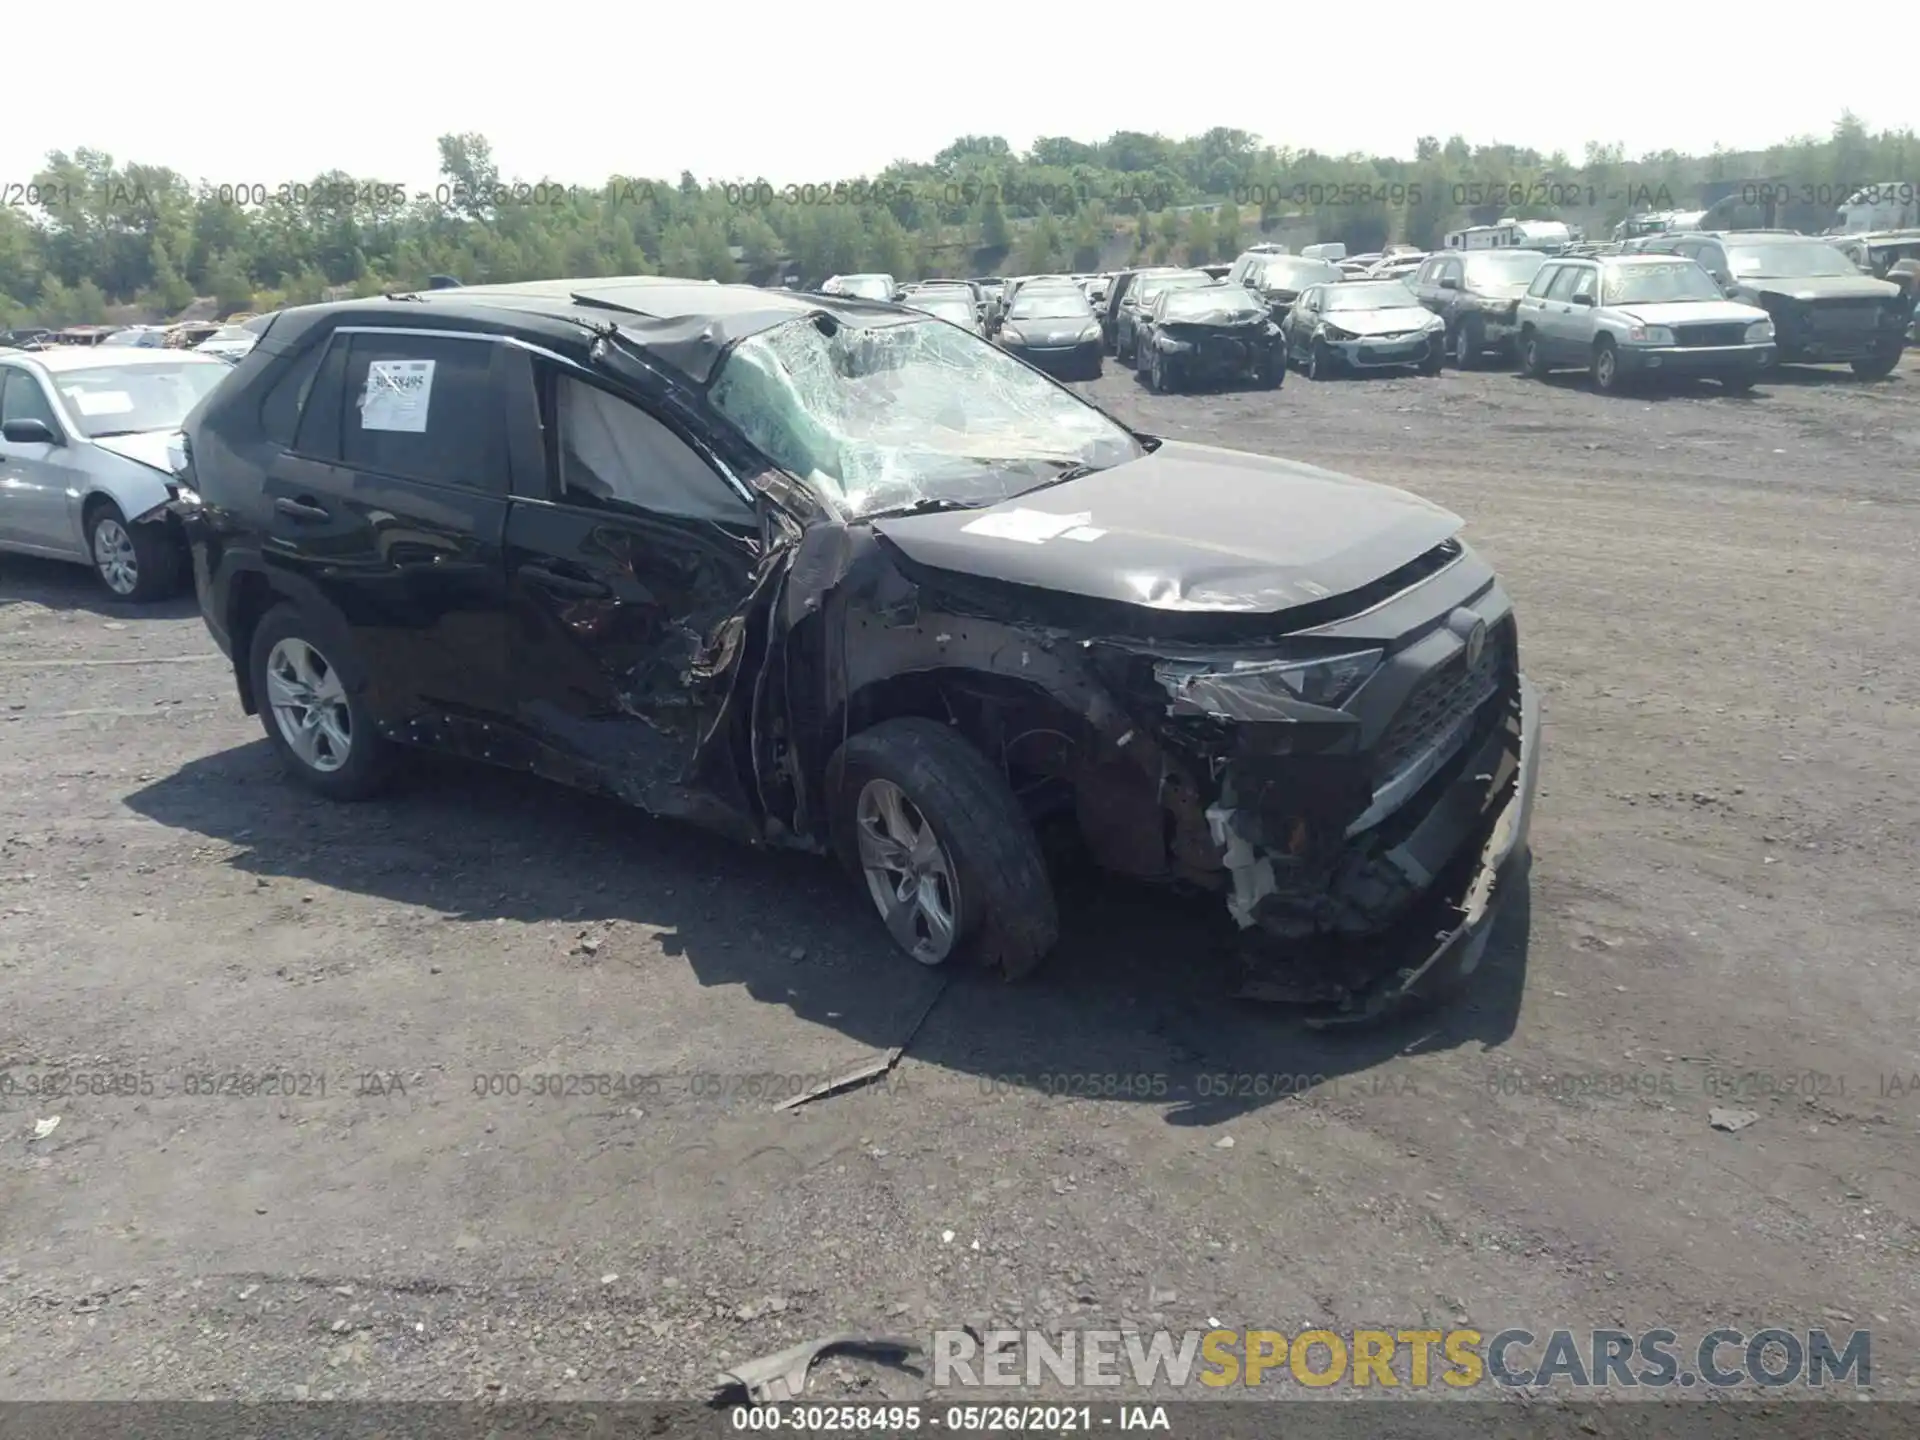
1156,648,1383,718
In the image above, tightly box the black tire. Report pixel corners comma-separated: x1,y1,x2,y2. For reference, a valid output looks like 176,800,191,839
1258,349,1284,389
1308,338,1335,381
1450,316,1483,369
1084,355,1103,382
832,718,1058,979
1117,324,1134,364
1720,372,1757,393
1149,349,1174,393
1590,338,1623,394
85,499,182,603
1850,351,1901,380
1518,330,1549,378
247,603,396,801
1418,339,1444,377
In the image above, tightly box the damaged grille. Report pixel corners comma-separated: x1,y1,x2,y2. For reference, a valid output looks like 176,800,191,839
1676,323,1748,347
1373,620,1511,796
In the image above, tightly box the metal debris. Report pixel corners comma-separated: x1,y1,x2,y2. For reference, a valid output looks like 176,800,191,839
772,979,947,1112
1710,1108,1760,1133
712,1332,922,1403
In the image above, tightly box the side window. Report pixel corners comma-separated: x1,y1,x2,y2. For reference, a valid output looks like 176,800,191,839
1543,267,1580,301
259,335,329,448
0,368,60,430
1442,259,1464,286
1698,243,1729,278
1527,264,1561,298
551,375,751,525
340,333,505,492
1567,268,1599,303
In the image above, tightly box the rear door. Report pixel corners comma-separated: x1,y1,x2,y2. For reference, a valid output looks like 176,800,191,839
267,325,514,735
499,359,762,806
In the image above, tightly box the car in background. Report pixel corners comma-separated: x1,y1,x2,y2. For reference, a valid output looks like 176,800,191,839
1367,252,1428,281
1114,269,1214,363
1,327,53,350
820,274,898,302
1631,232,1907,378
1282,280,1445,379
1133,283,1284,392
901,287,987,336
1231,253,1345,322
194,323,265,363
1514,254,1775,394
180,276,1538,1019
0,347,231,598
101,326,170,349
995,285,1104,378
1097,266,1183,352
1408,250,1551,367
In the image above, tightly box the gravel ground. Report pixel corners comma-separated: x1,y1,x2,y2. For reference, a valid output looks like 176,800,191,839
2,351,1917,1405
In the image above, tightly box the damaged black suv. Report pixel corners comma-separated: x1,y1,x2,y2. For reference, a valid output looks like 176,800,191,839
179,277,1540,1019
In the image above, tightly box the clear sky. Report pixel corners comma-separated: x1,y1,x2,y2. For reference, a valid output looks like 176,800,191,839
5,2,1909,194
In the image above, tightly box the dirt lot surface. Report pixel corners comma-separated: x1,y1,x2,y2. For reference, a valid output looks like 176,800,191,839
3,353,1918,1405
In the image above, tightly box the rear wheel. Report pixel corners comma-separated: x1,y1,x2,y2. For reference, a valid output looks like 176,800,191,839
832,718,1057,978
86,500,181,603
248,603,396,801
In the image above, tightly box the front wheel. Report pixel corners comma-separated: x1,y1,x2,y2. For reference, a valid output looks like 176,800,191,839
1418,340,1444,377
248,603,396,801
1258,349,1285,389
87,500,181,602
1308,338,1335,381
1590,338,1623,394
1149,349,1174,393
1720,371,1757,393
1450,317,1483,368
832,718,1057,978
1850,351,1901,380
1518,331,1549,379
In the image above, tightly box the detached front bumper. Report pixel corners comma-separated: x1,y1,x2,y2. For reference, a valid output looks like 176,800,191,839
1238,675,1543,1024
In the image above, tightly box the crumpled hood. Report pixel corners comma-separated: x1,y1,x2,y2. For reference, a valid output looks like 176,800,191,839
1616,299,1768,327
91,429,180,475
869,440,1463,614
1323,308,1437,337
1744,274,1899,302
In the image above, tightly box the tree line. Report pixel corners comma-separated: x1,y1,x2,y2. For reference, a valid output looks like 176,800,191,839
2,117,1912,326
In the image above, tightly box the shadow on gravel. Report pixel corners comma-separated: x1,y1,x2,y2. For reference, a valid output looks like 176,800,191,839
0,551,199,620
128,740,1531,1125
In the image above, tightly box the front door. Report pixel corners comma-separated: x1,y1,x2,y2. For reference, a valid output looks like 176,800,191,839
500,362,762,819
0,367,82,555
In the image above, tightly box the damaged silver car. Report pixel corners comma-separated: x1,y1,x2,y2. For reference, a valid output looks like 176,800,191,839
182,279,1540,1019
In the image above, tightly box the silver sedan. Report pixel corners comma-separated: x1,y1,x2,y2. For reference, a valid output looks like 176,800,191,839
0,347,231,600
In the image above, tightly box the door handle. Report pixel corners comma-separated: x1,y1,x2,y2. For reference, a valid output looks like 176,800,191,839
275,496,330,521
521,563,610,598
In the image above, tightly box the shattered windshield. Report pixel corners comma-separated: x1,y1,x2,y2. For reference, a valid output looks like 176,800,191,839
1726,243,1858,279
1132,272,1212,307
1161,288,1265,322
1604,262,1723,305
708,315,1143,519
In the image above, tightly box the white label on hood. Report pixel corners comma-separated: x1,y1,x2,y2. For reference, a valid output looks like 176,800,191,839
67,388,134,416
360,359,435,433
960,509,1093,544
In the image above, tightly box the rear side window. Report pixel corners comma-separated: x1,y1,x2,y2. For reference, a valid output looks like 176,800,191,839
294,332,505,492
259,337,328,448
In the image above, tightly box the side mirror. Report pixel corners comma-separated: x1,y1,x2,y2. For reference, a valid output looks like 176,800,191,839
1438,276,1459,290
1571,293,1595,308
1,418,59,445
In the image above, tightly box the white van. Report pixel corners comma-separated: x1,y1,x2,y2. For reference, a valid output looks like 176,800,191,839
1300,242,1346,261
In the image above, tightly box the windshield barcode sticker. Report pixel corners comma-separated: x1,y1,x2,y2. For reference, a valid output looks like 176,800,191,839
360,359,435,433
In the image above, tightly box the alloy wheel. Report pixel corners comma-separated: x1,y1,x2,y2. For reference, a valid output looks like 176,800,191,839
92,518,138,596
854,778,959,965
265,637,353,773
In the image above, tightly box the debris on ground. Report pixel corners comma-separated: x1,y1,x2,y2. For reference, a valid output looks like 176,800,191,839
773,979,947,1112
1709,1108,1761,1133
31,1116,60,1140
712,1332,922,1403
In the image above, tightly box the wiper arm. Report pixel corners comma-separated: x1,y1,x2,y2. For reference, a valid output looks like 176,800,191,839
863,497,984,520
